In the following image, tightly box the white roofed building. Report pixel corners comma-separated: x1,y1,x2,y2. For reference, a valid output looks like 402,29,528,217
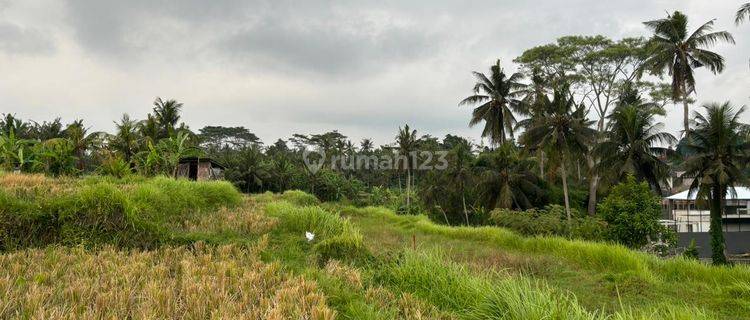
663,187,750,233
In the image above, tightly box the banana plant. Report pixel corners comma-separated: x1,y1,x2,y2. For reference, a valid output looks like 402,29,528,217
0,129,36,172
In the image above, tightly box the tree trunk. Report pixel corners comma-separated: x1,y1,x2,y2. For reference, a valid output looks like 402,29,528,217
462,193,469,226
587,175,599,216
539,150,545,180
682,83,690,137
710,184,728,265
438,206,450,225
586,155,599,216
560,159,572,221
406,168,411,213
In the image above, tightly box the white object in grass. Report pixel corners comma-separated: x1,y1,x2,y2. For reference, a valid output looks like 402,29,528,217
305,232,315,242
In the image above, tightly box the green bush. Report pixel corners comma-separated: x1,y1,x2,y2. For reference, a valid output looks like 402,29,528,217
266,202,347,239
280,190,320,206
597,176,666,248
488,205,607,241
314,231,367,264
97,155,131,178
296,169,365,202
683,239,700,260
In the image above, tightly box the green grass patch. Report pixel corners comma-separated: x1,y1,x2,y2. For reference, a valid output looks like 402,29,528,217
0,174,242,250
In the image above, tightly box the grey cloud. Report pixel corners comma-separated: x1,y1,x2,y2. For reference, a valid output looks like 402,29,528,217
60,0,441,76
219,14,437,75
0,22,54,54
3,0,749,146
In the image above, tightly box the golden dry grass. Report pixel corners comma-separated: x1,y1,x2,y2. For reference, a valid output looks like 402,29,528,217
182,198,278,235
0,173,73,197
0,239,335,320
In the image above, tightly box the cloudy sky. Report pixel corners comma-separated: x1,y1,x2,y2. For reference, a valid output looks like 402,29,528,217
0,0,748,146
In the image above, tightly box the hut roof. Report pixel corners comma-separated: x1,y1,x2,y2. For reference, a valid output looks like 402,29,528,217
178,156,226,170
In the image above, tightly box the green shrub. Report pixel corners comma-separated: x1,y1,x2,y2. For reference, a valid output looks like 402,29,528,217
597,176,666,248
280,190,320,206
296,169,365,202
266,202,346,239
97,155,131,178
488,205,607,241
683,239,700,260
314,231,367,264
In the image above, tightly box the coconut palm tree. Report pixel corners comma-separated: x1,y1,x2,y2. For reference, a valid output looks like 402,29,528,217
395,124,420,213
517,69,550,179
111,114,140,163
736,3,750,24
596,96,676,192
447,138,474,223
520,85,596,219
641,11,734,136
29,118,64,141
460,60,525,146
64,120,103,171
0,114,29,138
139,114,160,145
152,97,184,138
681,102,750,265
475,142,542,211
360,138,374,153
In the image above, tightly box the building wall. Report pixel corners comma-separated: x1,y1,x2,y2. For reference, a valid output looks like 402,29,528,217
197,162,212,180
664,199,750,232
678,232,750,258
176,163,190,178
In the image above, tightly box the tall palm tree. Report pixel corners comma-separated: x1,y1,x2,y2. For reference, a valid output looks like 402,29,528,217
596,98,676,192
395,124,420,212
736,3,750,25
447,138,474,224
359,138,374,153
460,60,525,146
681,102,750,265
29,118,64,141
64,120,102,171
111,114,140,163
0,114,29,138
517,69,549,178
139,114,161,145
520,86,596,219
475,142,542,211
152,97,183,138
641,11,734,136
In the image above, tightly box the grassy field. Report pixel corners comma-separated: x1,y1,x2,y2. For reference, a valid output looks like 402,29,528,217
1,174,748,319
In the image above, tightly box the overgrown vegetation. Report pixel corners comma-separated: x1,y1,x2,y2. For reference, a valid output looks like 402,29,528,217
0,173,242,250
2,179,749,319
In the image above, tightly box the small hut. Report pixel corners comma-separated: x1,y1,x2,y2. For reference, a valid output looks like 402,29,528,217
175,157,225,181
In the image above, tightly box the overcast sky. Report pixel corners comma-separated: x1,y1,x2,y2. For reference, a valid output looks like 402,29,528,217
1,0,748,146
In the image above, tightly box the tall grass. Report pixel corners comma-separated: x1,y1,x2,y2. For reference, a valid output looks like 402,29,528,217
350,206,750,286
0,174,243,250
265,201,368,263
378,250,713,320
